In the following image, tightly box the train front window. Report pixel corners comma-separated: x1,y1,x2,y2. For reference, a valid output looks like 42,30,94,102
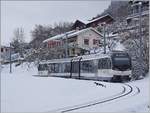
38,64,48,71
112,57,131,70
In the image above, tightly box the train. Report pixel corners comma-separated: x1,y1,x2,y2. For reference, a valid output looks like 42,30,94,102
37,51,132,82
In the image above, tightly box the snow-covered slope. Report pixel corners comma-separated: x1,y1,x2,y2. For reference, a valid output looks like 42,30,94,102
1,63,149,112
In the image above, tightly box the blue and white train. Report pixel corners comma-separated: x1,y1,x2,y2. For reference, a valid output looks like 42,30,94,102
38,51,132,82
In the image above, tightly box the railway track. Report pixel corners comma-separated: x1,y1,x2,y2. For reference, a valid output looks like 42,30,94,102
47,83,140,113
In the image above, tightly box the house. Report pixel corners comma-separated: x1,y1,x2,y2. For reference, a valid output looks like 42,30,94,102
127,1,149,26
43,27,103,57
112,1,149,42
0,46,15,63
1,46,10,63
72,14,114,30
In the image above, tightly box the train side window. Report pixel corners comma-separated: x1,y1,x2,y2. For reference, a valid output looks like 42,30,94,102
39,64,48,71
102,59,106,69
54,63,59,73
98,59,100,69
106,58,111,69
48,63,51,73
58,63,63,73
81,60,95,73
64,62,71,73
48,64,51,72
49,64,55,73
38,64,42,71
98,58,111,69
81,61,88,72
98,59,101,69
98,59,105,69
72,62,79,73
60,63,64,73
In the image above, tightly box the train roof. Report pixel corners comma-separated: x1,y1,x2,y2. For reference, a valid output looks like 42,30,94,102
39,53,110,64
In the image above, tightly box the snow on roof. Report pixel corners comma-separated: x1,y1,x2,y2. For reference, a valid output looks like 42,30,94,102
108,33,118,37
113,42,125,51
107,33,119,39
88,14,113,24
73,14,114,26
43,27,103,43
78,19,89,24
43,30,76,43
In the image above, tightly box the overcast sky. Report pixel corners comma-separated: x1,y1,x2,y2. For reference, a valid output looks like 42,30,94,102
1,1,110,46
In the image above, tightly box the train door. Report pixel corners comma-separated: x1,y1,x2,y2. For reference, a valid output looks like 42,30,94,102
93,59,98,79
98,58,112,81
70,57,82,79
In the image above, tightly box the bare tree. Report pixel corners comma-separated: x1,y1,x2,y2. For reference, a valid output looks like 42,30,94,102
11,27,26,57
30,22,73,49
122,16,149,79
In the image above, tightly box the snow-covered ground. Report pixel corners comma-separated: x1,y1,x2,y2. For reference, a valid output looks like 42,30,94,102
1,62,150,112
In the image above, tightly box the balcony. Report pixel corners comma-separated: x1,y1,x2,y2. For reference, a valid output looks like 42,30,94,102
127,4,149,20
68,42,78,48
127,10,149,20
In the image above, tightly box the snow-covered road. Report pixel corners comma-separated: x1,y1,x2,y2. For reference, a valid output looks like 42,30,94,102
1,63,149,112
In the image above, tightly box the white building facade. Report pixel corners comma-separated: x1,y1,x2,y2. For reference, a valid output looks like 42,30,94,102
43,27,103,57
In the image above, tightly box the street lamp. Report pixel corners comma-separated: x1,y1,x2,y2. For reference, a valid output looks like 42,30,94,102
62,33,68,58
138,2,143,76
103,22,106,54
9,43,12,73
